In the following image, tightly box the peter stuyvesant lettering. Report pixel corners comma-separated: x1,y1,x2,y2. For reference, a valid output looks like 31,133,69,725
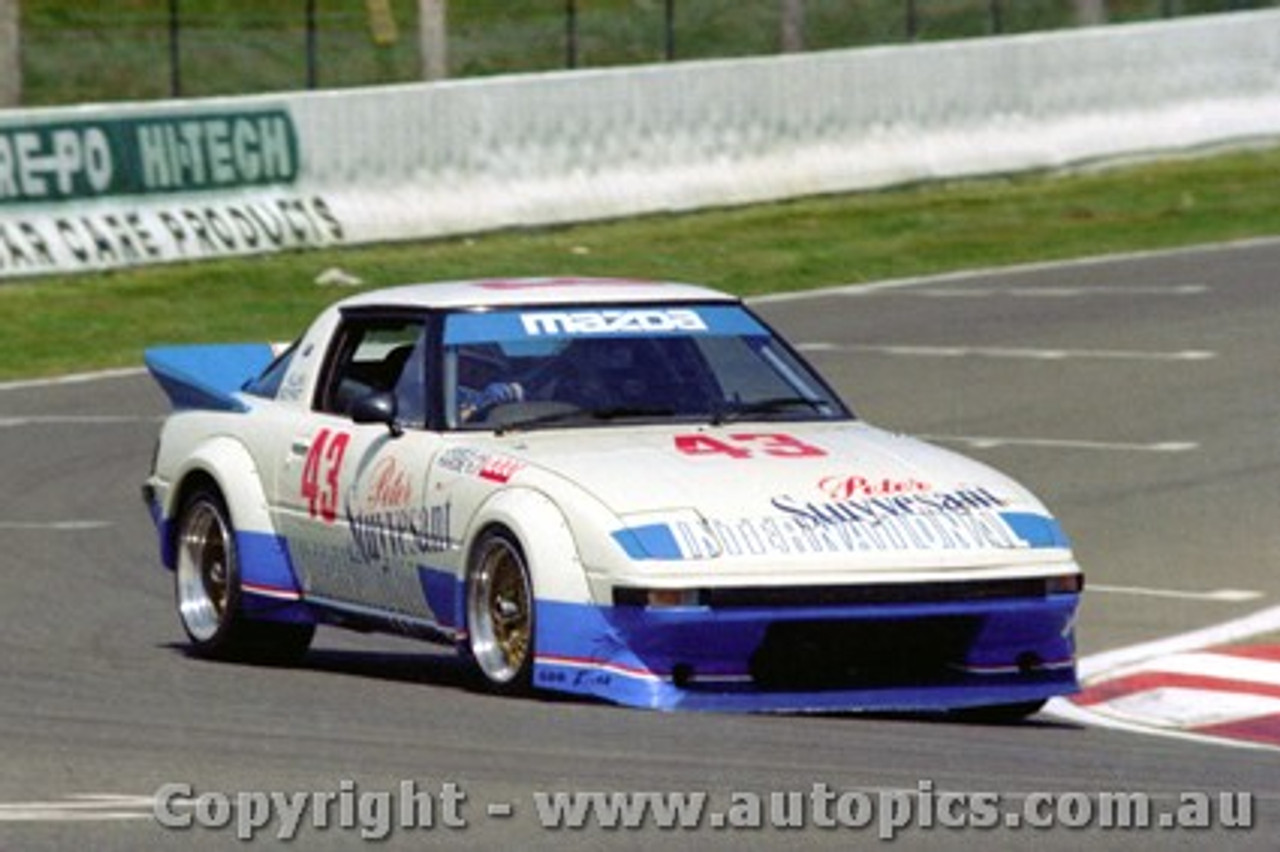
771,486,1007,528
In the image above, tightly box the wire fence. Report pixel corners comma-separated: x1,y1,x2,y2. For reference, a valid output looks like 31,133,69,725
16,0,1277,106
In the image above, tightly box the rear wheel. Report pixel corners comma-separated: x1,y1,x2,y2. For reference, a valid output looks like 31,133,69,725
174,486,313,665
465,528,535,692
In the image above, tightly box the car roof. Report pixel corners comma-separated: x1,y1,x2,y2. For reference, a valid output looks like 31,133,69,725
334,277,738,312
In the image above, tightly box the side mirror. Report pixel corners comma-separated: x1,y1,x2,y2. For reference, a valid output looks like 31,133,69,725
349,391,403,437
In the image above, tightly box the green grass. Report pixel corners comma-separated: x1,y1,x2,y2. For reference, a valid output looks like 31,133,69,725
3,145,1279,381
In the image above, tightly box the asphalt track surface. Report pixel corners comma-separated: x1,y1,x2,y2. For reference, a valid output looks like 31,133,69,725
1,240,1278,850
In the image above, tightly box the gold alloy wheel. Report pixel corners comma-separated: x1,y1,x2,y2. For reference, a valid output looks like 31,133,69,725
467,531,533,687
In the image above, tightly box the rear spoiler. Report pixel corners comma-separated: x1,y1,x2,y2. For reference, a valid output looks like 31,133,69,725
144,343,279,412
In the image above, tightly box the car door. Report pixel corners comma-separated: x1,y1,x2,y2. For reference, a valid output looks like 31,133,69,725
273,313,449,623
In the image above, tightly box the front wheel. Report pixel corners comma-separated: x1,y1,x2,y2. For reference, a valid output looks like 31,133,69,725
465,528,535,693
173,486,314,665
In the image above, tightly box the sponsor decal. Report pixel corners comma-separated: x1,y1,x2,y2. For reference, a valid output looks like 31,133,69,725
346,457,453,563
436,447,525,483
764,485,1023,553
520,308,708,336
667,506,1021,560
772,485,1008,527
0,109,344,278
366,457,413,510
625,486,1024,560
347,498,453,564
279,370,307,403
436,447,488,476
0,110,298,204
0,195,344,276
817,474,931,500
443,305,767,346
478,456,525,484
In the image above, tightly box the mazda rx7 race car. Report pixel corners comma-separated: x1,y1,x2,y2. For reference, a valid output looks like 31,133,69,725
143,277,1083,716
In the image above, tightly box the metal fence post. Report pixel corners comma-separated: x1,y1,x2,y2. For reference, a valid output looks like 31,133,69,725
0,0,19,106
565,0,578,69
781,0,805,52
664,0,675,61
168,0,182,97
1075,0,1109,24
420,0,447,80
306,0,318,88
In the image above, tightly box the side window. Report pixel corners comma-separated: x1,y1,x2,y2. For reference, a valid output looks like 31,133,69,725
316,318,426,421
243,341,298,399
390,328,430,429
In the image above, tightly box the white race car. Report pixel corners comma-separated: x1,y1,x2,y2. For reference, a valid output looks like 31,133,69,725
143,277,1082,716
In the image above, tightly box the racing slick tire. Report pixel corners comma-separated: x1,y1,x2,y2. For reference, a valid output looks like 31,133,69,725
173,485,314,665
464,527,535,694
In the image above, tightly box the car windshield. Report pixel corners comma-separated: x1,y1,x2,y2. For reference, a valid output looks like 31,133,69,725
442,303,851,431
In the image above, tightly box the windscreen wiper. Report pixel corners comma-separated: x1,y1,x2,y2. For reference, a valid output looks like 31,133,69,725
494,404,675,434
710,396,827,425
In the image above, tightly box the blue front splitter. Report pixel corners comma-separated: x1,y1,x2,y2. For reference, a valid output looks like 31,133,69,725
532,594,1080,713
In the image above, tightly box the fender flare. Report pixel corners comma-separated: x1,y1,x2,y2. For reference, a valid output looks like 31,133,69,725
462,487,591,606
166,435,273,538
162,437,302,599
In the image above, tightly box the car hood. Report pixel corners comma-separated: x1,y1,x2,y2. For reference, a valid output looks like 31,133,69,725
486,421,1070,565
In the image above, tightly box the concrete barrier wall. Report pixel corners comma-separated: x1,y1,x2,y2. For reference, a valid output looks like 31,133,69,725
1,10,1277,279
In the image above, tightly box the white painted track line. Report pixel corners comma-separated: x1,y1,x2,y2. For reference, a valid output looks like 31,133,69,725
0,794,154,822
797,342,1216,362
748,234,1280,305
922,434,1198,453
0,367,145,392
1088,584,1262,603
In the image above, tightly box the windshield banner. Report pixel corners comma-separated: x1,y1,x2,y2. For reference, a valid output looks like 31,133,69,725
443,306,767,345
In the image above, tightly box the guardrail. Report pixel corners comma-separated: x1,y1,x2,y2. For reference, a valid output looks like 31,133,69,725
1,10,1277,280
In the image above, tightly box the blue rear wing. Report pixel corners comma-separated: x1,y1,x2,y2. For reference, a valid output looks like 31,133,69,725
145,343,277,412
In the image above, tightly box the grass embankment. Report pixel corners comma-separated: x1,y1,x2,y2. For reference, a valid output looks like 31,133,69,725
2,146,1279,381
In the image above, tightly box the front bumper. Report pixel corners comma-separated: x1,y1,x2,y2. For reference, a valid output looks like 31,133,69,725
532,590,1080,713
